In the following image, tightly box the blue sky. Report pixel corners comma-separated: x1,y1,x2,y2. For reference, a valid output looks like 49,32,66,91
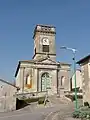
0,0,90,82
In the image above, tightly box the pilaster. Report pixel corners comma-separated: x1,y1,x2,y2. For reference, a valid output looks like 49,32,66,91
20,67,25,92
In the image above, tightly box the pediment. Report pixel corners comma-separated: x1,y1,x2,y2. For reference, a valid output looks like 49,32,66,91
36,57,59,65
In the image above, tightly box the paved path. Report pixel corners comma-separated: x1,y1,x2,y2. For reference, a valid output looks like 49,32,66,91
0,97,83,120
0,102,75,120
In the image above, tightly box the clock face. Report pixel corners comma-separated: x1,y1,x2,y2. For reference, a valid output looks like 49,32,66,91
42,38,49,45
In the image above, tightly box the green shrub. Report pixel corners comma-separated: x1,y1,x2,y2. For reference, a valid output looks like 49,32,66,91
38,97,45,104
80,106,89,111
65,95,83,101
20,97,45,104
72,110,90,119
25,97,39,103
20,96,27,100
86,114,90,119
65,95,74,101
79,105,83,108
78,95,83,99
79,111,87,118
80,111,90,118
72,111,80,118
84,102,89,107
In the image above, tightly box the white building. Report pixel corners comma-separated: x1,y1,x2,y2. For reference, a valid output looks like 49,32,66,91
77,55,90,104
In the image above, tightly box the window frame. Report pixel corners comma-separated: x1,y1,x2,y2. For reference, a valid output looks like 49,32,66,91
42,45,49,52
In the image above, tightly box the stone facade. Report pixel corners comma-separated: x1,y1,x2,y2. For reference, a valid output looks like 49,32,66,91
0,79,18,112
77,55,90,104
15,24,71,96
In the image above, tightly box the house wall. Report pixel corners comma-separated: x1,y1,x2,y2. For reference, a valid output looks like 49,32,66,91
57,63,71,97
80,61,90,104
0,81,17,112
58,69,70,91
72,70,82,90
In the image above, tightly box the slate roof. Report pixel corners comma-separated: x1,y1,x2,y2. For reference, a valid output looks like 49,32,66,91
77,54,90,64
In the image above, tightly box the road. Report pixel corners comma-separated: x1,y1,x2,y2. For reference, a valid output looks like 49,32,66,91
0,103,75,120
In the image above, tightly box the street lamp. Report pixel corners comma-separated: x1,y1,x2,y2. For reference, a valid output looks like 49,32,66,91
60,46,78,110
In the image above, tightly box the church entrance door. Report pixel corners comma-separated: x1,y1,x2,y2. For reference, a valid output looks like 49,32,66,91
41,73,51,91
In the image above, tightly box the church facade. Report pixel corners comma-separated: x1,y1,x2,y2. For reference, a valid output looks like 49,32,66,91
15,25,71,96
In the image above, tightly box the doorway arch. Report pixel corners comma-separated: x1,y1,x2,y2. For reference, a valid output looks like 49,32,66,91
41,72,51,91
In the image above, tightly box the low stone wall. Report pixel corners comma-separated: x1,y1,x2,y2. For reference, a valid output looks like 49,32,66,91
0,96,16,112
15,91,47,100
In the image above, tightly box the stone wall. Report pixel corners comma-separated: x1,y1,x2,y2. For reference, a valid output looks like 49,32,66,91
81,61,90,104
0,81,17,112
57,64,71,97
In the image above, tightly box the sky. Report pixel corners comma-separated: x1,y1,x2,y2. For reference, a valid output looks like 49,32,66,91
0,0,90,82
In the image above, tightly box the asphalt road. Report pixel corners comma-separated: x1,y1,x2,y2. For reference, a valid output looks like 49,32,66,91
0,103,74,120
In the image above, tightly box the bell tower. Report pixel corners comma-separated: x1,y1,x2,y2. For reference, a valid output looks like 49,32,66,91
33,24,56,60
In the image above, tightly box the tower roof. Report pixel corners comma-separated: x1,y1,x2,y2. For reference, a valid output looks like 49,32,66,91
36,24,56,28
33,24,56,38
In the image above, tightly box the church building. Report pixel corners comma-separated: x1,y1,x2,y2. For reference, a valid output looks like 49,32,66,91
15,24,71,96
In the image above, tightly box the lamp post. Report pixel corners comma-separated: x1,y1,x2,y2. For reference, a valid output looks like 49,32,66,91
60,46,78,110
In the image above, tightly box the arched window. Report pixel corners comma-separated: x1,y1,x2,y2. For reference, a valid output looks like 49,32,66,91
26,75,29,85
26,75,32,88
61,76,65,86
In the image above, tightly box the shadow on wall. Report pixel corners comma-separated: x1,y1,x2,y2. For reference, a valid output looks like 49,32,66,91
16,98,29,110
65,94,83,102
